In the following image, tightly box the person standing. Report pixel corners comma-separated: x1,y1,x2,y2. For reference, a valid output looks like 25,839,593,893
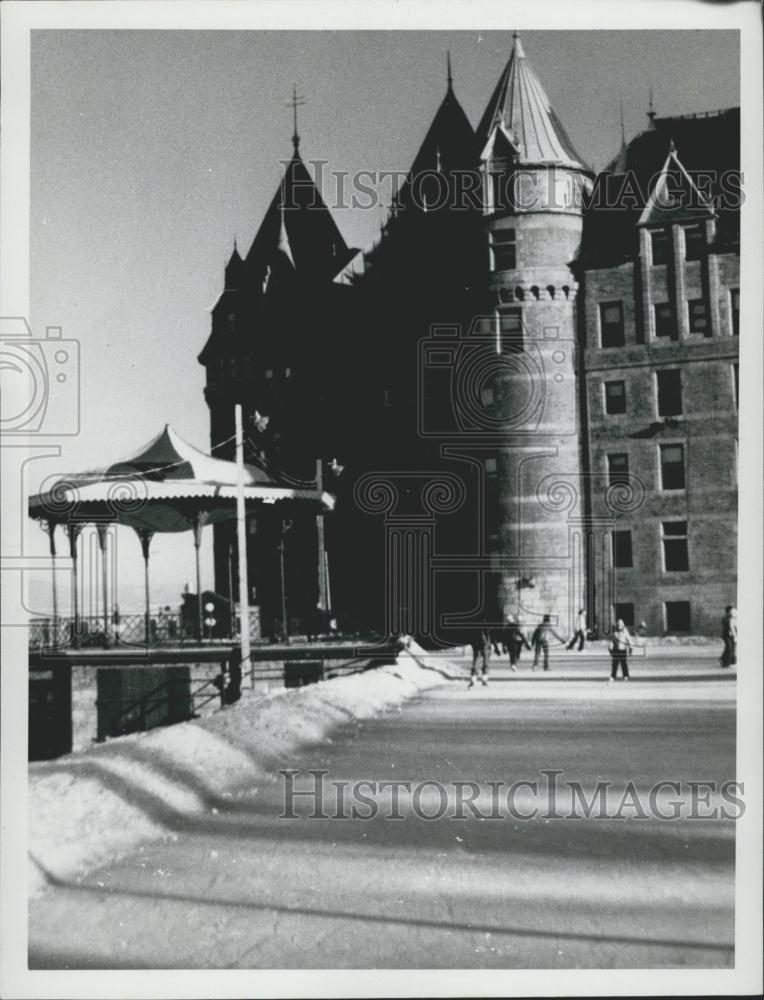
720,606,738,667
469,628,492,688
567,608,587,651
505,616,531,672
531,615,566,672
609,618,633,681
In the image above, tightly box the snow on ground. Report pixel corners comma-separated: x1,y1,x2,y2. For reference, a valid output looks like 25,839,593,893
28,647,455,897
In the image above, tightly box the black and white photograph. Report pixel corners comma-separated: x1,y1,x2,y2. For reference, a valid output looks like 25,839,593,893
1,1,761,996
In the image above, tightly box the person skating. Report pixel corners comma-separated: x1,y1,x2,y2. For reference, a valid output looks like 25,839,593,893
469,628,492,688
720,605,738,668
567,608,587,651
531,615,566,671
505,616,531,671
609,618,633,680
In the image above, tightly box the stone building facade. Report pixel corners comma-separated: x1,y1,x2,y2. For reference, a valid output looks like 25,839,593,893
198,35,739,638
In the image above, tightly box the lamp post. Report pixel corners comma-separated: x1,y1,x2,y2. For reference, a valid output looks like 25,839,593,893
234,404,251,676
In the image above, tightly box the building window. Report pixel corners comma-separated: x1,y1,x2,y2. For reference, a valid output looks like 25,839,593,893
660,444,685,490
654,303,675,339
614,602,635,628
600,301,625,348
264,368,274,379
485,457,497,475
650,229,670,266
604,380,626,415
662,521,689,572
684,224,705,261
490,229,516,271
607,453,629,485
688,299,709,335
613,530,633,568
665,601,691,633
733,363,739,409
656,369,682,417
730,288,739,336
496,306,523,335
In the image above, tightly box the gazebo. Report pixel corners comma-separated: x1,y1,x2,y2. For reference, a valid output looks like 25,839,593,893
28,424,334,646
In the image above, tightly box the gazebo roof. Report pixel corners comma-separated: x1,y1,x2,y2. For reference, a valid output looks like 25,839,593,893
28,424,334,535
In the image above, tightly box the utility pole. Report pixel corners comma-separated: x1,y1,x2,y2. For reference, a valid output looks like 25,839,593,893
316,458,328,612
235,404,251,676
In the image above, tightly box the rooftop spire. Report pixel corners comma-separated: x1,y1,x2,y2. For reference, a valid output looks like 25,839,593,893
287,84,305,152
620,100,626,145
647,86,656,126
512,30,525,59
446,50,453,91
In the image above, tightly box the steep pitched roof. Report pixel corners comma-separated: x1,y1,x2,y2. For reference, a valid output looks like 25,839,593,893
477,33,589,171
245,152,356,282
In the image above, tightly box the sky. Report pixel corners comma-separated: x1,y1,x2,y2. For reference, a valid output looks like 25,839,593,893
25,28,740,612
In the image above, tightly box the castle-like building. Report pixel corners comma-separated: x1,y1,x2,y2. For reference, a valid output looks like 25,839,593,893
198,34,739,640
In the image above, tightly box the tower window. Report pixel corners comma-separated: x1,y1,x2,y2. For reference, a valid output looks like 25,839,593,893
607,453,629,485
684,224,705,261
688,299,709,335
654,303,675,339
662,521,689,572
497,306,522,334
665,600,691,633
650,229,670,266
604,380,626,415
613,530,633,568
660,444,685,490
599,301,625,348
656,369,682,417
490,229,516,271
264,369,274,380
730,288,739,336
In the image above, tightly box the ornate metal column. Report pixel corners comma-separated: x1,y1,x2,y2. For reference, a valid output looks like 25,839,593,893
66,522,84,648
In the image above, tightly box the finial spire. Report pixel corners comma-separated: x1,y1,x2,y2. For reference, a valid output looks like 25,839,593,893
620,100,626,145
287,84,305,152
668,136,676,154
647,86,656,124
446,50,453,90
512,30,525,58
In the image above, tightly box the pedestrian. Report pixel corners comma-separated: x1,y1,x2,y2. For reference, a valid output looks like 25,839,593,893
531,615,566,671
609,618,633,681
469,628,492,688
505,616,531,672
567,608,587,651
720,605,738,667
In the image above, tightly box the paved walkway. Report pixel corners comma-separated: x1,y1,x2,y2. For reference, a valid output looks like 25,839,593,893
29,662,736,969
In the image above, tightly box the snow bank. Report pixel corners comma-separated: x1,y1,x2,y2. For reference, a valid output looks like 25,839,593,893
28,650,447,896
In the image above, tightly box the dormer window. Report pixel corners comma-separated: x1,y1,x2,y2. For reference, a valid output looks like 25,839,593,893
650,229,670,266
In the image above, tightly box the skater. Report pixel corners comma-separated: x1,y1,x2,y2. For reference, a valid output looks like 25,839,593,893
469,628,492,688
531,615,566,671
567,608,587,651
609,618,633,680
505,616,531,671
720,606,738,667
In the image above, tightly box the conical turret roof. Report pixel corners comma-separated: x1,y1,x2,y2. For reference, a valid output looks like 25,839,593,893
477,33,589,171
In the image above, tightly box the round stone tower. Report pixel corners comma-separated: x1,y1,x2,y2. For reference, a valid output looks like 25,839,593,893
477,33,593,631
